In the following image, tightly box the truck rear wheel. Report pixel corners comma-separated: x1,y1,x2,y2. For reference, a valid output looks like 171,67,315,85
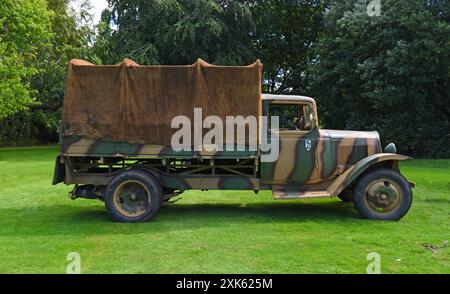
353,168,412,221
104,170,162,222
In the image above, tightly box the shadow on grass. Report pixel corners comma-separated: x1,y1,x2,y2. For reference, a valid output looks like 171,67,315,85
0,200,360,237
161,201,357,221
423,198,450,204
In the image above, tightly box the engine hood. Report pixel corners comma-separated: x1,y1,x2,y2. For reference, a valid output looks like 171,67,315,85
320,129,381,141
318,129,383,166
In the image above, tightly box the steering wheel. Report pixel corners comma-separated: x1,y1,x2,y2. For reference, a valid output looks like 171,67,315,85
294,116,305,131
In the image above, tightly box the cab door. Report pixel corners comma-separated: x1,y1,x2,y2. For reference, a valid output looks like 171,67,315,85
260,101,320,185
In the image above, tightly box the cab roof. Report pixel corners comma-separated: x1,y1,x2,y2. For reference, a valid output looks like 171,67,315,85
262,94,316,103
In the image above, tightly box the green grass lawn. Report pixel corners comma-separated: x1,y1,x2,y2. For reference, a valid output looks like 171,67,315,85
0,146,448,273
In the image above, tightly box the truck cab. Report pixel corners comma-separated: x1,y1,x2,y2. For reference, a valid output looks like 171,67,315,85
261,94,382,185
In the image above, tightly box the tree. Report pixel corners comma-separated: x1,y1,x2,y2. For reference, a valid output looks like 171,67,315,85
250,0,326,94
27,0,97,143
425,0,450,22
0,0,97,144
311,0,450,157
92,9,114,64
0,0,52,119
104,0,255,65
101,0,326,93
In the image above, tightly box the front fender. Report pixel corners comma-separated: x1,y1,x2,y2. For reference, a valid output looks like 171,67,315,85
327,153,412,196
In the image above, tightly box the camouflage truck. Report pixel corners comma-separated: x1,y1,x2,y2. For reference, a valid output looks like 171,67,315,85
53,60,414,222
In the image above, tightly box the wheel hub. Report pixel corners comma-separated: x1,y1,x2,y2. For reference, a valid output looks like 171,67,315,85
113,181,150,217
364,179,402,213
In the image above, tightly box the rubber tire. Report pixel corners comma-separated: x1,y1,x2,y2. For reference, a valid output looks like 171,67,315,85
338,189,353,202
353,168,412,221
104,170,163,222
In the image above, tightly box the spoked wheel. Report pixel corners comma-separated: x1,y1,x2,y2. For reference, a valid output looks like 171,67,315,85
105,170,162,222
353,169,412,220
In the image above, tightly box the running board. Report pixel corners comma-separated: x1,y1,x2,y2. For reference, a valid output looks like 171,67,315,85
272,189,332,200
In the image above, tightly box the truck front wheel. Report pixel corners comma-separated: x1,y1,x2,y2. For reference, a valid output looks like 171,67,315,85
353,168,412,221
104,170,163,222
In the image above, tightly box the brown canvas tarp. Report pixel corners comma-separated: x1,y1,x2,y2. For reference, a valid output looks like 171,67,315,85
62,58,262,145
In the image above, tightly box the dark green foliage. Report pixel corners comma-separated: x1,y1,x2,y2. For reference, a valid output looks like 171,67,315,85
105,0,256,65
269,104,299,130
310,0,450,157
250,0,325,94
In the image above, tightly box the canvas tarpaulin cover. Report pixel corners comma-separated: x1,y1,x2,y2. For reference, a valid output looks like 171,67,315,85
62,58,262,145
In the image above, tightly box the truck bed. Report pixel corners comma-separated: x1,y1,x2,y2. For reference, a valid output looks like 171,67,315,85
60,136,258,159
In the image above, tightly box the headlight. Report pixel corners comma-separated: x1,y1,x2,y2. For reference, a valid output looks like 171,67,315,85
384,143,397,153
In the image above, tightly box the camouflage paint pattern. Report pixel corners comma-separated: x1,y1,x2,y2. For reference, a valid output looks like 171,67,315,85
60,135,257,159
260,128,383,185
54,95,412,199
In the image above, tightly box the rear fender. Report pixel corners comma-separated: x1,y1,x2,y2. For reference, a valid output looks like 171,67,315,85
327,153,412,196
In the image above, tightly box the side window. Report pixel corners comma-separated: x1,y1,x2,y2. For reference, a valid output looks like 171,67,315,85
302,104,313,130
269,103,313,131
